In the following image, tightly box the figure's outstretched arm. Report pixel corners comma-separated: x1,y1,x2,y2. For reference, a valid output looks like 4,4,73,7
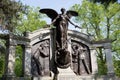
67,18,82,29
66,10,82,29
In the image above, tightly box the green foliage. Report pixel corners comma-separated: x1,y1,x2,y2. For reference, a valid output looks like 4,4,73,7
112,32,120,58
0,0,47,77
0,55,5,77
0,40,5,77
71,0,120,76
71,1,105,40
0,40,5,54
113,59,120,77
0,0,25,76
89,0,118,8
15,7,46,35
89,0,117,4
0,0,27,32
97,59,107,75
14,46,23,77
14,58,23,77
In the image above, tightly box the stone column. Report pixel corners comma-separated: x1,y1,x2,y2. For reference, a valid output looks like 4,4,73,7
5,45,16,76
23,31,32,77
23,43,31,76
90,47,98,75
4,36,16,77
104,43,115,75
67,36,73,69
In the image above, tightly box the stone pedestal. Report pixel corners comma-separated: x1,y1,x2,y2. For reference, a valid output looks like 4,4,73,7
32,77,52,80
57,67,78,80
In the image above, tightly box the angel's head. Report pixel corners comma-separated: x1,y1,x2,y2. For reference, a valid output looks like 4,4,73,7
61,8,66,14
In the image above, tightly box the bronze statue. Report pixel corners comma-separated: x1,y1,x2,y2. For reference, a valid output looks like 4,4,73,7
39,8,79,80
40,8,78,66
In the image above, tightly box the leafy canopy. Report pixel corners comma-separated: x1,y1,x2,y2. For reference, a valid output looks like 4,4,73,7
71,0,120,76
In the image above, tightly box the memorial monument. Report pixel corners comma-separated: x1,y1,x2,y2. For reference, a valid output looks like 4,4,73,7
39,8,81,80
0,8,116,80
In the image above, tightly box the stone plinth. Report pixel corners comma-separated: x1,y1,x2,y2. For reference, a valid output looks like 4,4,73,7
57,67,79,80
32,77,52,80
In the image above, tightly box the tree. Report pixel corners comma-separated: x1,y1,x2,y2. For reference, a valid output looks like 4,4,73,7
89,0,117,4
14,7,46,76
0,0,27,32
0,0,28,77
71,0,120,76
0,0,47,77
14,45,23,77
89,0,118,8
0,54,5,77
15,7,46,35
0,39,6,77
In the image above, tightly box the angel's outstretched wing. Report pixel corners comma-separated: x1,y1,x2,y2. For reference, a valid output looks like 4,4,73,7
39,8,58,21
66,10,78,19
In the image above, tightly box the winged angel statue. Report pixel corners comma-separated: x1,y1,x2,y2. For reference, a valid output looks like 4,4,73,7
39,8,79,79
